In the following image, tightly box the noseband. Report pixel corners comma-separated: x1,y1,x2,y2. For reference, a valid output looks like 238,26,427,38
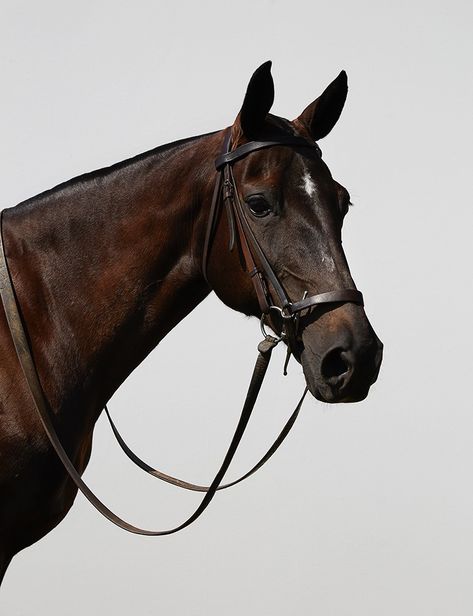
0,128,364,537
202,129,363,357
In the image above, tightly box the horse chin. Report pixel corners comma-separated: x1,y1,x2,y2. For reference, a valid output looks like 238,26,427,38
304,377,371,404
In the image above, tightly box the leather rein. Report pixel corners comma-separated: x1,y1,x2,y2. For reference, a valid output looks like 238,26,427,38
0,128,363,535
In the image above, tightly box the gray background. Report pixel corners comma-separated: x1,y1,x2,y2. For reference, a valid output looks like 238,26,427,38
1,1,472,614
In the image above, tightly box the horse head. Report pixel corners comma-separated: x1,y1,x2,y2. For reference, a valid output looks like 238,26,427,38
205,62,383,403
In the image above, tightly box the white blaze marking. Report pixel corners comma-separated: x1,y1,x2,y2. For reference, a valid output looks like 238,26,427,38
302,171,317,198
300,162,336,273
300,161,318,199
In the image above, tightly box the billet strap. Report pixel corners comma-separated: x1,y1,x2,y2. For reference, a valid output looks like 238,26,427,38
0,212,303,535
104,386,308,492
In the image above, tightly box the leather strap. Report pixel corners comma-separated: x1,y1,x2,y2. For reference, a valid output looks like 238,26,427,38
222,158,363,323
106,129,365,504
204,130,364,354
104,386,308,492
226,164,289,312
0,212,301,535
215,136,320,169
201,129,231,283
287,289,363,315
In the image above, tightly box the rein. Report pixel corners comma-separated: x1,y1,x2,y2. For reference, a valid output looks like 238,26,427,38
0,128,363,535
0,233,300,533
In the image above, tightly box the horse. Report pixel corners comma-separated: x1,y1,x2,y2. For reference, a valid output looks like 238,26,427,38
0,61,382,585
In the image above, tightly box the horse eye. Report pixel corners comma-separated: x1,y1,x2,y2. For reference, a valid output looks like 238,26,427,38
245,195,272,218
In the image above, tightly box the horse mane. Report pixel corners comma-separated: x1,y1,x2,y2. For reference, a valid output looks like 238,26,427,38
15,131,217,213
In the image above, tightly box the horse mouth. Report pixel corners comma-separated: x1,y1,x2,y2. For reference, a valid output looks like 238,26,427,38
308,382,372,404
300,336,383,404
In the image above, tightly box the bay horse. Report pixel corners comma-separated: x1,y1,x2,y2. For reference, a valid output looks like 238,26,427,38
0,62,382,585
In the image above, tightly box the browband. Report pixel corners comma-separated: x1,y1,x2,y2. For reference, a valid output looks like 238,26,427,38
215,135,321,170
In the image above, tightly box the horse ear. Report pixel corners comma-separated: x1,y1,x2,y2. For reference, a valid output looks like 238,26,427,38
237,61,274,138
296,71,348,140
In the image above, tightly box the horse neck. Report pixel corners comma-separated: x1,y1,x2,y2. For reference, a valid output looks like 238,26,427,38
3,131,222,422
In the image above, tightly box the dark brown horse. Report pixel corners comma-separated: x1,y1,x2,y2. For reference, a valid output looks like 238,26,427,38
0,62,382,585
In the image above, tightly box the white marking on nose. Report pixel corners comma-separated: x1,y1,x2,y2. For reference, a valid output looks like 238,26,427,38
321,253,336,272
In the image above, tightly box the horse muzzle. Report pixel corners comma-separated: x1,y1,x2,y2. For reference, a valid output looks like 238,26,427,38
299,307,383,403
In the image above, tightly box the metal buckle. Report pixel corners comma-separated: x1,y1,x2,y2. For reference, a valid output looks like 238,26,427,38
268,304,294,321
260,313,284,342
222,179,233,200
268,290,308,321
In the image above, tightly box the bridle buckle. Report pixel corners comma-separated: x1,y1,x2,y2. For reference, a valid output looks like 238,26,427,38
268,304,294,321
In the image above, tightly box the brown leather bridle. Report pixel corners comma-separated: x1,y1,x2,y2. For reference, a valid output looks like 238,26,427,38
203,128,363,356
0,129,363,536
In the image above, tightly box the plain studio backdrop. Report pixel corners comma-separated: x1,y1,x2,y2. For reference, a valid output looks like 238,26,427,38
0,1,471,614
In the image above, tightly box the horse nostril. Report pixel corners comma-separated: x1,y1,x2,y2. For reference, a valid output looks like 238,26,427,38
321,347,350,380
